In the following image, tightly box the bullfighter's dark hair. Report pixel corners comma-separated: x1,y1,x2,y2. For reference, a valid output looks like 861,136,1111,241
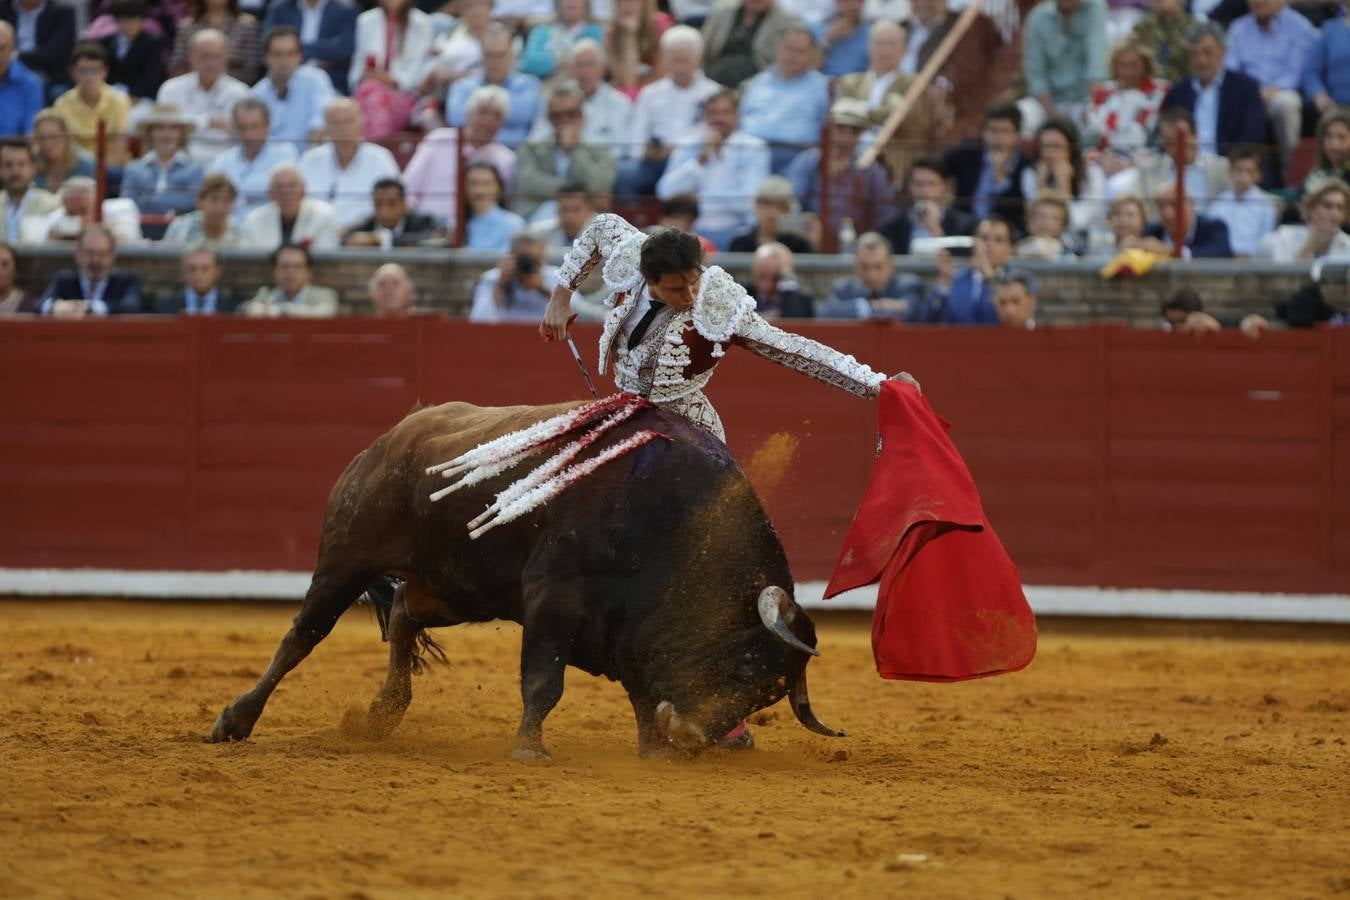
639,228,703,284
271,242,312,269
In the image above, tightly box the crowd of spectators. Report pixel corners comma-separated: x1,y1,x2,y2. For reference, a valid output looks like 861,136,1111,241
0,0,1347,326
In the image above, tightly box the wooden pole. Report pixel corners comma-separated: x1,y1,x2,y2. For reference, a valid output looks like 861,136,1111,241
94,119,106,224
453,126,467,248
819,118,835,253
1169,121,1189,258
856,0,985,171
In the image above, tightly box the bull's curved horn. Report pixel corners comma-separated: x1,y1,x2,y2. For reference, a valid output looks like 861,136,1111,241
789,666,844,737
757,586,819,658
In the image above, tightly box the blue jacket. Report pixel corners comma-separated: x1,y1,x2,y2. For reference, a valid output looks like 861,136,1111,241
40,269,143,315
0,0,75,84
120,152,206,216
263,0,357,93
1160,70,1267,155
919,267,1000,325
0,58,42,137
818,273,925,321
1144,215,1233,258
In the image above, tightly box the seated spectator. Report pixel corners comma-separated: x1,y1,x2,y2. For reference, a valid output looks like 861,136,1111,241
542,39,633,152
446,25,541,148
262,0,356,93
22,175,142,243
604,0,670,97
1142,182,1234,257
658,193,719,256
1304,109,1350,187
1160,23,1266,157
784,97,896,240
426,0,490,89
1250,261,1350,330
1082,39,1168,157
1101,192,1148,253
877,156,976,255
100,0,164,106
1016,194,1078,257
530,182,595,249
240,165,341,250
1130,0,1193,84
1258,178,1350,262
813,0,868,76
207,98,296,220
38,223,142,315
0,23,41,139
168,0,261,85
1108,107,1230,215
154,243,241,313
0,0,75,91
120,106,204,216
1,137,59,243
701,0,798,88
299,99,400,230
835,19,935,180
1207,147,1278,257
158,28,250,165
616,25,718,197
745,241,813,318
1305,6,1350,115
52,42,130,165
469,231,557,322
946,104,1032,235
31,109,94,192
249,26,336,154
1225,0,1317,180
819,231,923,320
919,215,1015,324
655,87,768,248
163,172,241,246
738,27,830,173
515,81,617,220
404,85,517,228
464,161,526,251
345,178,444,247
369,262,421,317
0,241,32,313
241,243,338,317
520,0,603,79
728,175,812,253
1019,0,1108,137
1021,117,1108,236
993,267,1038,329
350,0,435,141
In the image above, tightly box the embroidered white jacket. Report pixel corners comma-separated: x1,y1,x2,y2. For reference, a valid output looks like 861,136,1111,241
557,214,886,439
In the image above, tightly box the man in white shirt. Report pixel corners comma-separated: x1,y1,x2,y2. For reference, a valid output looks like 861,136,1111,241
155,29,248,164
539,39,631,153
240,164,341,249
0,137,59,243
616,25,719,196
656,88,771,248
208,97,298,219
297,97,400,229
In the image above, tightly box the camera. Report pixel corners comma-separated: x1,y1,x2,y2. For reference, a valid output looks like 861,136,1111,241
515,253,540,276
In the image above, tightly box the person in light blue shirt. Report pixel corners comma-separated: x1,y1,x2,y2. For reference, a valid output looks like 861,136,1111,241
738,26,831,173
1225,0,1318,178
518,0,604,78
119,109,205,216
0,25,41,137
1206,147,1277,256
208,97,299,220
918,216,1014,325
1303,9,1350,114
464,160,527,251
1020,0,1108,135
249,27,335,155
447,24,541,148
812,0,868,76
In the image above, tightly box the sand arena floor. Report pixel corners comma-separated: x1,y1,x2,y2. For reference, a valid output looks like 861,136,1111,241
1,599,1347,899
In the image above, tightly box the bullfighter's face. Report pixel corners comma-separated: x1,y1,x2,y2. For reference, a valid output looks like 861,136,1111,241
647,269,702,311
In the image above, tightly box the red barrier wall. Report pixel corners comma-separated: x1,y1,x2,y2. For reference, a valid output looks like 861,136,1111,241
2,319,1347,594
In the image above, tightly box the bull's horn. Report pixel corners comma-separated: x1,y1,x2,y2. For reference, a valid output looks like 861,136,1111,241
789,667,844,737
757,586,819,657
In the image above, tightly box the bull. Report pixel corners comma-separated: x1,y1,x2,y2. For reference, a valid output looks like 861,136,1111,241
208,398,844,759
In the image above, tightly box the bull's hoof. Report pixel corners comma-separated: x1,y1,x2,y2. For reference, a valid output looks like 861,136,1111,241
207,705,254,743
365,696,408,741
509,746,552,764
715,721,756,752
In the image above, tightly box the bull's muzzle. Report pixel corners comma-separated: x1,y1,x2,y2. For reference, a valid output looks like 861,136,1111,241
655,700,710,752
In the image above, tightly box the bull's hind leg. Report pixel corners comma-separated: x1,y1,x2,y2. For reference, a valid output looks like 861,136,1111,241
366,583,418,739
208,565,373,743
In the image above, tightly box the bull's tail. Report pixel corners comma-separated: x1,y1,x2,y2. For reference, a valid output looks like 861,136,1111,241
362,576,450,675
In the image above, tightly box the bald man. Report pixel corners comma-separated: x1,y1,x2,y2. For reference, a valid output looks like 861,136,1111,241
297,97,400,229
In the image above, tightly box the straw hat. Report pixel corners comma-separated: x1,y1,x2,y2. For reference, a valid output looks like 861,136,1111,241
137,105,196,140
829,98,870,130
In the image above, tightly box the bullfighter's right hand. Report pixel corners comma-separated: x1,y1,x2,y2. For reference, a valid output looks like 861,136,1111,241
540,285,575,342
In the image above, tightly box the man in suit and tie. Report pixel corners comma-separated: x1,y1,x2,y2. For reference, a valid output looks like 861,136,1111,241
944,103,1032,235
262,0,356,93
154,244,241,314
1141,182,1234,258
0,0,75,94
39,223,143,316
1160,22,1266,157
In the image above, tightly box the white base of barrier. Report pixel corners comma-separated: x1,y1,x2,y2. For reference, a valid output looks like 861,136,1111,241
2,568,1349,624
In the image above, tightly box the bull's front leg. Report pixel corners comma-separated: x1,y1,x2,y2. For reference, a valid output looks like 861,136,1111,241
511,583,582,763
366,582,417,739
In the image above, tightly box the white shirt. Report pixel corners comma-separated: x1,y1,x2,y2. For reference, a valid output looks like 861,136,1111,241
296,141,401,228
299,0,328,45
489,0,552,18
1193,71,1224,154
4,188,38,240
655,130,772,233
866,68,900,108
1208,187,1277,256
627,73,720,160
901,20,930,74
1258,225,1350,264
157,72,250,164
528,82,632,149
208,140,300,219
